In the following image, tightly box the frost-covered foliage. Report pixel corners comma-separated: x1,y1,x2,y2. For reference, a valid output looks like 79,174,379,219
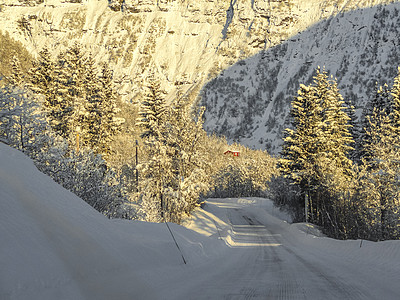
35,146,128,219
210,145,277,198
280,69,353,191
0,70,47,154
136,79,209,223
354,112,400,240
0,54,132,219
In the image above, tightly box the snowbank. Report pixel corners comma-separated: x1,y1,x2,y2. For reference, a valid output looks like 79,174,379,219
0,144,218,299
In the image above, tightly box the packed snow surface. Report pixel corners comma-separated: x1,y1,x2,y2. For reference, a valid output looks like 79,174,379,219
1,143,400,299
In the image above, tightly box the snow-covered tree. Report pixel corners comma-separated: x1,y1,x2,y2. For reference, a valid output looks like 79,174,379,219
83,53,102,149
0,85,48,155
137,82,210,223
280,69,354,225
136,75,169,222
137,138,175,222
10,56,24,87
318,71,353,175
163,96,209,221
91,62,123,158
359,84,392,161
280,82,324,190
391,67,400,132
345,98,361,163
136,74,166,140
60,42,89,149
28,47,54,95
27,47,66,138
359,111,400,240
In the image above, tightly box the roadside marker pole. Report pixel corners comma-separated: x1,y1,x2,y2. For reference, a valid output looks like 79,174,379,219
165,222,187,265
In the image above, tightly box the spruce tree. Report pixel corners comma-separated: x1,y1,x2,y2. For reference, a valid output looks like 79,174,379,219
84,53,102,150
280,83,324,191
136,75,169,222
62,42,88,149
96,62,123,157
280,69,354,225
28,47,65,138
28,47,55,96
319,71,353,174
362,111,400,239
391,67,400,132
10,56,24,87
136,74,166,140
359,84,392,161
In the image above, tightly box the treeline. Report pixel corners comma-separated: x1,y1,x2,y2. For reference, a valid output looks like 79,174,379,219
275,68,400,241
135,74,277,223
0,42,277,223
0,43,127,218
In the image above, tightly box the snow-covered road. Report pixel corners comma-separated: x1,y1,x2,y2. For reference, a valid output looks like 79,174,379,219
166,198,400,299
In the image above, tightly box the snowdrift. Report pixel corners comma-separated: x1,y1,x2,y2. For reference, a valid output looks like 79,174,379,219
0,144,218,300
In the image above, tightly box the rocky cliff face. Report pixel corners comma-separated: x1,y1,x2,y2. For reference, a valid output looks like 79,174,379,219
0,0,294,100
0,0,397,151
201,1,400,153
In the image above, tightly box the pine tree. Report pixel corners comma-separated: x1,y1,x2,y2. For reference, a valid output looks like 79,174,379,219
280,83,324,190
136,75,169,222
280,69,354,225
83,53,102,149
95,62,123,157
136,74,166,140
391,67,400,133
10,56,24,87
62,42,88,149
318,71,353,174
361,111,400,240
84,59,123,158
345,98,361,163
28,47,54,95
28,47,66,138
359,84,392,161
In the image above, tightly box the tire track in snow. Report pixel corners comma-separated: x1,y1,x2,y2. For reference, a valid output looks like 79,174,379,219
245,214,365,299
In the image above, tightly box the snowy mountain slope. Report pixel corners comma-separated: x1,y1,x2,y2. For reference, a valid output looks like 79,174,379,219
0,0,396,104
201,2,400,153
2,144,400,299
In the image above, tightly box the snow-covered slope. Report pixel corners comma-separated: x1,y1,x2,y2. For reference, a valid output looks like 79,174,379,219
0,0,395,104
0,143,220,299
201,2,400,153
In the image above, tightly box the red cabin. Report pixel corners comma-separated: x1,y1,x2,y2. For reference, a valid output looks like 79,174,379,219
224,150,240,157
